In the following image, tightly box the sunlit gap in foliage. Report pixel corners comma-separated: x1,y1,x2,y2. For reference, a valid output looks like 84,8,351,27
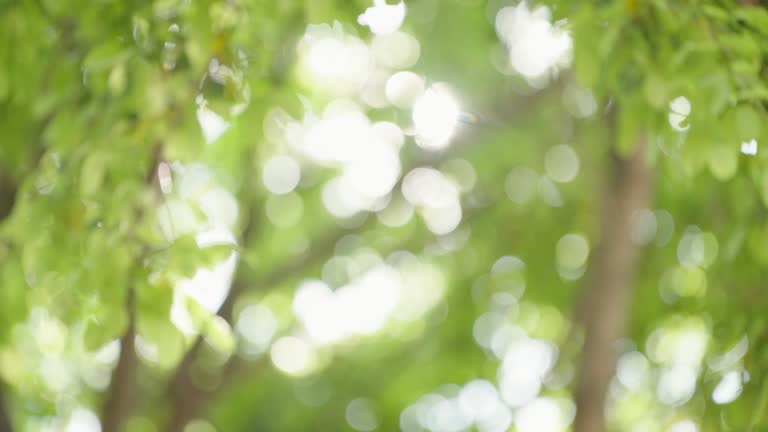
163,52,249,359
358,0,406,35
654,225,718,303
263,12,468,235
494,1,572,87
154,162,239,345
267,249,445,376
346,397,380,432
195,57,250,144
668,96,691,132
740,138,758,156
24,404,103,432
606,314,736,431
243,3,476,382
0,308,117,431
412,84,460,151
401,255,576,432
504,143,581,211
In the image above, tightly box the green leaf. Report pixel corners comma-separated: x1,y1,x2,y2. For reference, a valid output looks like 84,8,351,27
719,33,761,58
735,8,768,37
200,243,237,268
748,225,768,265
203,315,236,355
135,275,175,318
136,315,186,370
750,375,768,429
760,170,768,208
708,145,738,181
702,5,729,22
573,41,599,88
185,295,213,331
167,235,205,279
734,105,762,141
83,40,131,71
304,0,336,23
79,152,108,197
643,74,668,109
83,309,128,351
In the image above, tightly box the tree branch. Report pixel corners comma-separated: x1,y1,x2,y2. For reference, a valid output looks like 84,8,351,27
164,189,501,430
165,220,362,431
573,120,653,432
167,345,253,432
0,173,16,224
101,143,163,430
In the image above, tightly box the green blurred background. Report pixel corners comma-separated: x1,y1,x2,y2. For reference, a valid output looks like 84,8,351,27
1,0,768,431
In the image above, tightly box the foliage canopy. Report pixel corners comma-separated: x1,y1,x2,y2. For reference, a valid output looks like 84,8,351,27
1,0,767,431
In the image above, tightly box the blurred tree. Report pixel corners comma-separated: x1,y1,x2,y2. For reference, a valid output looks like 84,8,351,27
0,1,767,432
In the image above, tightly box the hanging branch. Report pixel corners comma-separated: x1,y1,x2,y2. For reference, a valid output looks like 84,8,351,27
573,111,653,432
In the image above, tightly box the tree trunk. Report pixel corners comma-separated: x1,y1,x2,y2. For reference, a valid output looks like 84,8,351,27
573,134,652,432
167,340,207,432
101,290,138,432
0,175,16,432
0,391,12,432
